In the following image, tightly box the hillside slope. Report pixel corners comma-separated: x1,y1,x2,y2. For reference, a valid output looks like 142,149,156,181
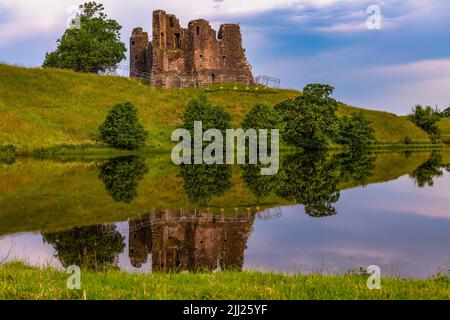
0,64,430,152
438,118,450,143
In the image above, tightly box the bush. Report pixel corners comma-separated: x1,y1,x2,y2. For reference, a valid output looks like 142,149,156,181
408,105,442,137
181,96,231,134
402,136,413,145
336,112,375,151
99,102,148,150
241,104,281,130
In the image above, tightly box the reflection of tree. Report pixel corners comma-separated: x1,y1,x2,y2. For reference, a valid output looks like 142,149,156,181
98,156,148,203
409,151,443,187
242,152,376,218
337,152,375,186
43,224,125,270
241,164,285,198
181,164,232,205
276,152,341,218
0,157,15,165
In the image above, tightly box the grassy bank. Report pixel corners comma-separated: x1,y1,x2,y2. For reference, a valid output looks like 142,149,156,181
0,262,449,300
0,64,432,154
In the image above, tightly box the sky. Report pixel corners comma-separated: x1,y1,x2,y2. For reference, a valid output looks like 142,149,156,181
0,0,449,114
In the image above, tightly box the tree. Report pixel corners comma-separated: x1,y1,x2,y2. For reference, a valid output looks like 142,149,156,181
337,112,375,151
275,84,338,150
98,156,149,203
43,2,126,73
99,102,148,150
408,105,442,138
181,96,231,135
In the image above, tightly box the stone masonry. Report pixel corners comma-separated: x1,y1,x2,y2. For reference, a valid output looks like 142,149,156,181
130,10,254,88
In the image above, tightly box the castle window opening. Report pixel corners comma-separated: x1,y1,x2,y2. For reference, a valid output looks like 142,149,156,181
196,26,200,36
131,41,135,46
170,18,175,28
175,33,181,49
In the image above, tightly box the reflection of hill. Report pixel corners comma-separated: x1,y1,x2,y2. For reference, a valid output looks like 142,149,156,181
0,151,438,235
129,211,256,272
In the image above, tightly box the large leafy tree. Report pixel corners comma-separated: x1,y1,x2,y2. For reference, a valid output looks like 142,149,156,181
275,84,339,150
43,2,126,73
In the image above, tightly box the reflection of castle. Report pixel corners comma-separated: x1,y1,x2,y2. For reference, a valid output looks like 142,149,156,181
128,211,256,272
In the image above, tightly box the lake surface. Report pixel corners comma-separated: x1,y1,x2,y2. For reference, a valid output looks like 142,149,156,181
0,150,449,278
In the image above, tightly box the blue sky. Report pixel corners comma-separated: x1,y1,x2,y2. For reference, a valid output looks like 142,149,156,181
1,0,449,114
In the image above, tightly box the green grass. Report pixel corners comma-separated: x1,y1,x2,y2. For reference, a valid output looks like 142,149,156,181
438,118,450,143
0,262,449,300
0,64,432,153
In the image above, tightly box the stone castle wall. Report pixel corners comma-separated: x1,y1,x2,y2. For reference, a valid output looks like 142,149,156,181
130,10,254,88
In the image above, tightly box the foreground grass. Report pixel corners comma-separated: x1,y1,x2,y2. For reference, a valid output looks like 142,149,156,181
0,64,431,153
0,263,449,300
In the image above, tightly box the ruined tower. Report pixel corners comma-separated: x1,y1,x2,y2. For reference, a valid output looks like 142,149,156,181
130,10,254,88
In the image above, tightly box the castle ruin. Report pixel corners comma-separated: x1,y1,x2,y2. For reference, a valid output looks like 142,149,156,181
130,10,254,88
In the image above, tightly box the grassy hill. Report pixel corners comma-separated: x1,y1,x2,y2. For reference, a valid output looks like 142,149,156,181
0,64,431,153
438,118,450,143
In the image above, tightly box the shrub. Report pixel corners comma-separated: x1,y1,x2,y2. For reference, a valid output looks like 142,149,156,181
402,136,413,145
181,96,231,134
241,104,281,130
336,112,375,151
408,105,442,137
99,102,148,150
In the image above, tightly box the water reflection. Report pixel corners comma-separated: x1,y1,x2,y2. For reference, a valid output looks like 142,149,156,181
98,156,149,203
129,211,255,272
180,163,232,206
43,224,125,270
1,150,449,277
242,152,375,217
409,151,444,187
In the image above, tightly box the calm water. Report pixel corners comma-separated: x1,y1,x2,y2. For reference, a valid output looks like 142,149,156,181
0,151,449,278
